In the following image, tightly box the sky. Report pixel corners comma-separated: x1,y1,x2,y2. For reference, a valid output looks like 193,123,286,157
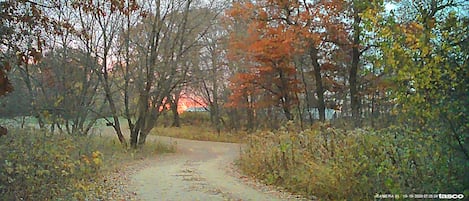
385,2,397,11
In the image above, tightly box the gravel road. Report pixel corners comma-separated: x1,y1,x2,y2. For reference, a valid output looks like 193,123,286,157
98,127,305,201
129,136,285,201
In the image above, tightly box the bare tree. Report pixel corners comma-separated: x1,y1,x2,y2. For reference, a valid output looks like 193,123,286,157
124,0,219,148
73,0,128,144
192,19,229,133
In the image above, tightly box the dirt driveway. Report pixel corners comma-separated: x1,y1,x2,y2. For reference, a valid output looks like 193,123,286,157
129,136,284,201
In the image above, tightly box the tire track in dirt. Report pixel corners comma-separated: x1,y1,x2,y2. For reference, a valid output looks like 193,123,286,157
99,127,304,201
130,136,283,201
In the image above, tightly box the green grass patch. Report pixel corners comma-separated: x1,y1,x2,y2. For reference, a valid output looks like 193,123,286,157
0,128,175,200
152,125,247,143
0,116,39,128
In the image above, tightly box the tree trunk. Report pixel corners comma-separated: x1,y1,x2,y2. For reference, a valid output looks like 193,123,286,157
20,63,45,128
283,106,293,121
210,103,221,134
131,93,149,148
138,130,148,147
102,56,126,145
130,124,139,149
278,67,294,121
104,83,126,145
350,10,362,128
246,93,255,131
170,94,181,127
228,109,240,131
95,9,127,146
139,109,158,146
299,59,314,125
211,64,221,134
123,5,135,138
310,47,326,122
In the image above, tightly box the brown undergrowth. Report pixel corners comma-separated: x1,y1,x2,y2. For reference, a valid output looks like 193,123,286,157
238,122,467,200
0,128,175,200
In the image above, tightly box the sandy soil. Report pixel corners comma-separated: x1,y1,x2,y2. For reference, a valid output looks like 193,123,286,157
129,136,286,201
99,127,306,201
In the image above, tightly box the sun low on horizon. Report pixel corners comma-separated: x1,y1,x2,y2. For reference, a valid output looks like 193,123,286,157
177,95,206,114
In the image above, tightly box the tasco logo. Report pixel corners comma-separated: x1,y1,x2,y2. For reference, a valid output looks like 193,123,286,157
439,194,464,199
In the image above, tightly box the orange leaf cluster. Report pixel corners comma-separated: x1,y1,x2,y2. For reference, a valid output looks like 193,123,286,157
226,0,306,111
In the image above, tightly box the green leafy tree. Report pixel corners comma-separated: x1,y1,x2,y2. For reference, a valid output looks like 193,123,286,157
377,0,468,190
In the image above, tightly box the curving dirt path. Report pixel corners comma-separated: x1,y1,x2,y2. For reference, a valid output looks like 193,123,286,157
129,136,284,201
98,127,304,201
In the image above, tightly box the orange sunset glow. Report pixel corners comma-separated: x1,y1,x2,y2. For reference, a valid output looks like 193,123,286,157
177,95,206,114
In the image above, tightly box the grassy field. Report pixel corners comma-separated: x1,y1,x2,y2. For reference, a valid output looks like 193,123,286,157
152,125,248,143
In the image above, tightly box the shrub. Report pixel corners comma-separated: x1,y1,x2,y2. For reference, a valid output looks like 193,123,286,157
0,129,103,200
238,123,468,200
179,112,211,126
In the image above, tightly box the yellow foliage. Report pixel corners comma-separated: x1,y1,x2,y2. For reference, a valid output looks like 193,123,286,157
92,151,102,158
93,157,102,166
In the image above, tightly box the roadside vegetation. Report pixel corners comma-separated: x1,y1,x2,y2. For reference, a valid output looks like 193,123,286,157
226,0,468,200
0,0,467,200
154,112,248,143
0,128,175,200
238,123,468,200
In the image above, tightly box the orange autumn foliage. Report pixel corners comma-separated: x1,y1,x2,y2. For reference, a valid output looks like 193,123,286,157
226,0,349,121
226,0,307,120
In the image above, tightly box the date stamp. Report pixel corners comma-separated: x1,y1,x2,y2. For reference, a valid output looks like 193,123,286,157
374,193,465,199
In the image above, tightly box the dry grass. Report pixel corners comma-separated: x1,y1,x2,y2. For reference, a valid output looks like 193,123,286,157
151,125,248,143
82,135,176,171
238,123,467,200
0,128,175,200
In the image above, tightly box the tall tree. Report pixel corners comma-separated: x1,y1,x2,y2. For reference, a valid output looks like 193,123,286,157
126,0,218,148
195,21,229,133
0,0,65,96
0,0,72,132
227,0,348,123
73,0,128,145
344,0,386,127
227,1,304,121
28,48,102,134
379,0,469,161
